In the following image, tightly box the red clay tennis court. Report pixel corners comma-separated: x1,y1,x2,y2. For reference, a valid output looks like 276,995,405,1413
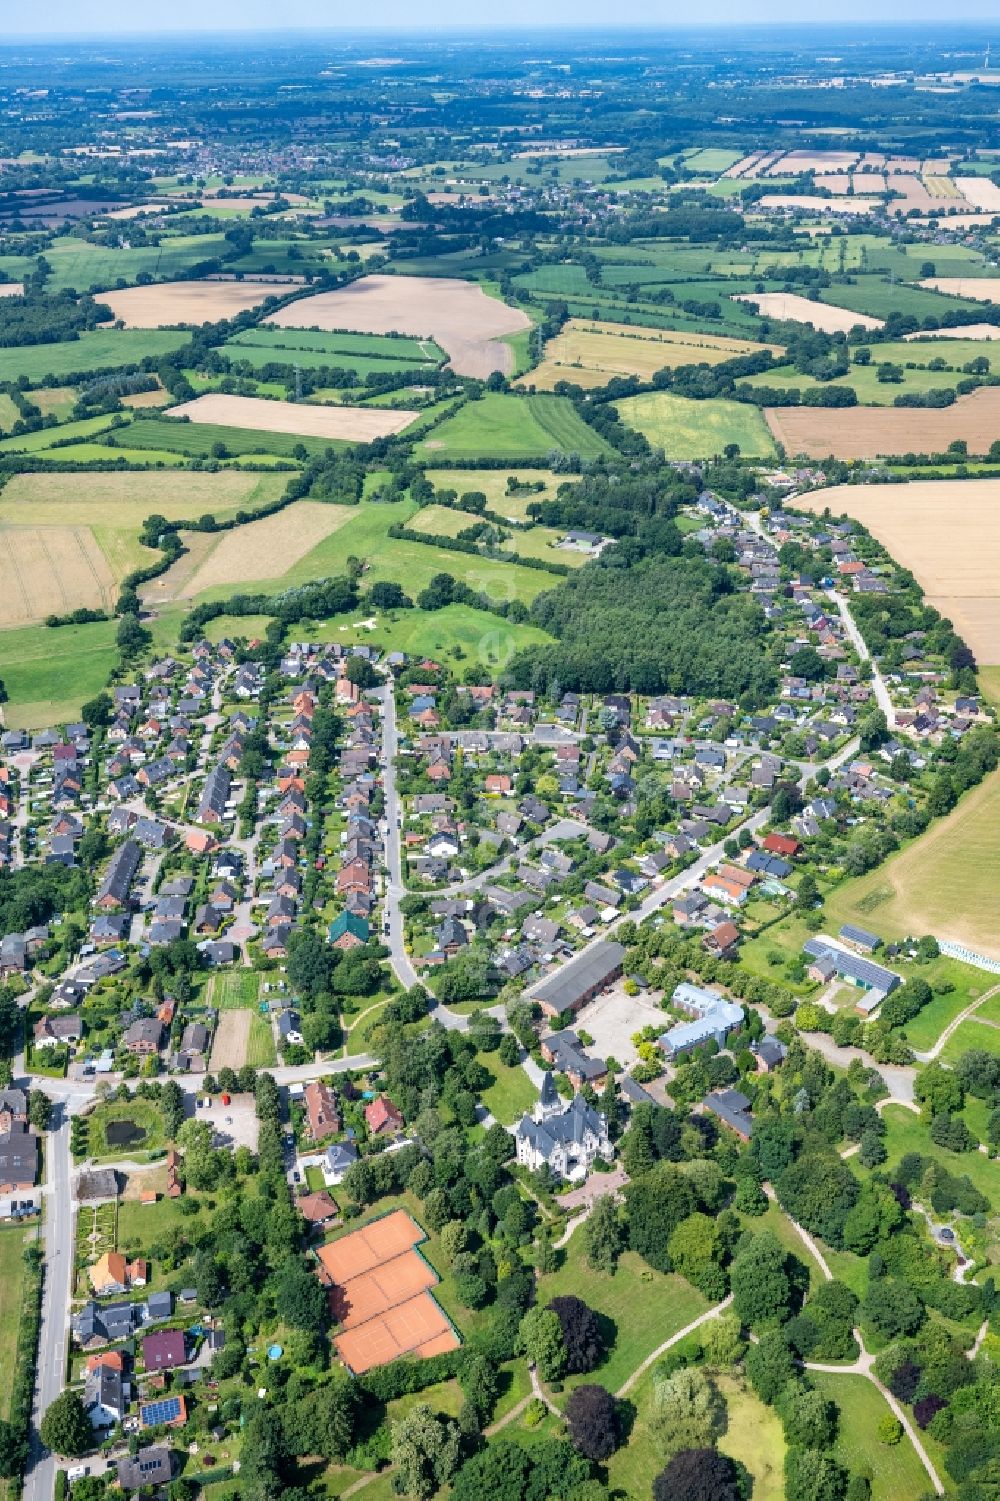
318,1209,460,1375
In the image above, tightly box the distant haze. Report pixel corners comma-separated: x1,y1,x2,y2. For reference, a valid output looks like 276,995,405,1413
7,3,1000,34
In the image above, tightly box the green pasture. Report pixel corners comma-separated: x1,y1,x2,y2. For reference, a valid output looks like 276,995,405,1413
416,392,613,460
0,329,190,387
113,417,334,459
617,390,776,458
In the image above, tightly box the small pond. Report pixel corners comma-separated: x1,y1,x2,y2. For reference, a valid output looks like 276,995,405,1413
105,1120,147,1148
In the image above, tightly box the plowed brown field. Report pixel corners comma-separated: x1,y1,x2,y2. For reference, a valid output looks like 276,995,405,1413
765,386,1000,460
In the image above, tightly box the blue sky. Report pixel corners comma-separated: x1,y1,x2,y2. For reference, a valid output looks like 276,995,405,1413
5,2,1000,33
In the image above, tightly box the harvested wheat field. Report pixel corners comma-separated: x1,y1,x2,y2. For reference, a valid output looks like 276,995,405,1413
520,319,782,388
265,274,531,378
0,524,116,626
169,392,417,441
172,500,356,600
954,178,1000,212
796,477,1000,662
733,292,883,332
903,324,1000,342
0,284,22,298
918,278,1000,303
766,387,1000,461
97,278,283,327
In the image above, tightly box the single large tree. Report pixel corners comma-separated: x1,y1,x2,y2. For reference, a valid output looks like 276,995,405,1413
546,1295,603,1375
652,1448,743,1501
565,1384,619,1461
40,1391,92,1458
389,1405,461,1501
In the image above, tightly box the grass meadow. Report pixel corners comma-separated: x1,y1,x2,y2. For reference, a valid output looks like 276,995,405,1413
417,392,613,460
617,390,776,459
0,330,189,387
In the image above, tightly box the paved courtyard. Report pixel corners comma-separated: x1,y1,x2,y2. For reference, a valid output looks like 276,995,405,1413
572,984,668,1067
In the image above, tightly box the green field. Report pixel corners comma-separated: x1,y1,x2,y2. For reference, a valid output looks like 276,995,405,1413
221,344,430,377
825,768,1000,960
536,1234,709,1397
937,1017,1000,1066
745,360,972,406
617,390,776,458
188,496,552,610
87,1098,166,1162
422,469,578,518
0,329,190,387
819,277,983,324
210,971,262,1009
0,233,230,294
409,504,584,568
0,413,120,454
417,392,612,460
0,1229,28,1424
116,417,334,459
0,394,19,433
0,618,119,729
811,1372,934,1501
227,327,442,363
683,148,745,173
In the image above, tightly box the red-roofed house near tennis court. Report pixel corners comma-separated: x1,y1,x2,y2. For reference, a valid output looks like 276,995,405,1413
142,1329,187,1372
364,1096,404,1136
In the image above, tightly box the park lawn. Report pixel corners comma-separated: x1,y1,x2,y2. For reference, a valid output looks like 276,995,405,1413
247,1011,278,1068
810,1371,932,1501
416,392,613,460
312,603,555,667
823,769,1000,961
878,1104,997,1202
387,1377,464,1425
344,1000,393,1057
0,617,119,729
900,983,986,1054
536,1236,709,1397
813,1241,869,1299
754,1202,825,1293
477,1052,538,1126
606,1367,785,1501
938,1017,1000,1065
0,329,190,386
211,971,262,1009
0,1228,28,1421
616,390,776,459
87,1098,166,1162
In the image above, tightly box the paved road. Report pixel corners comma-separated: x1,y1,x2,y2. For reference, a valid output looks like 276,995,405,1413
827,590,897,730
376,683,421,995
24,1103,75,1501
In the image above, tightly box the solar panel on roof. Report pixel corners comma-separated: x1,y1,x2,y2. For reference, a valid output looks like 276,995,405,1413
140,1397,182,1425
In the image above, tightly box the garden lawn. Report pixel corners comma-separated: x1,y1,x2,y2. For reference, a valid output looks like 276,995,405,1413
535,1236,709,1397
247,1012,278,1068
117,1190,209,1252
416,392,613,460
477,1052,538,1126
616,390,776,459
211,971,262,1010
810,1371,932,1501
0,1229,28,1421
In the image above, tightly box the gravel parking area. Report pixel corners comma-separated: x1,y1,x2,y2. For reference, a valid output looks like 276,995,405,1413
190,1091,260,1152
571,984,668,1067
